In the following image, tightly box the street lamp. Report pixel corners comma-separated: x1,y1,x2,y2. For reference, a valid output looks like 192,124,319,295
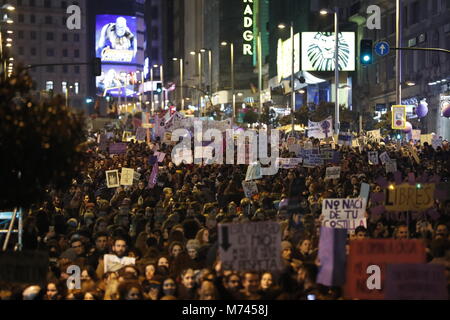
221,41,235,122
0,4,15,79
320,7,340,135
172,57,184,109
278,22,296,136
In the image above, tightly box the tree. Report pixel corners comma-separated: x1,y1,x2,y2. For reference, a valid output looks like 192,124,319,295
0,64,88,210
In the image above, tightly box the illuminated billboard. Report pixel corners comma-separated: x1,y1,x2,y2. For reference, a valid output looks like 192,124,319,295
277,33,300,81
301,32,355,71
96,64,138,97
96,15,137,64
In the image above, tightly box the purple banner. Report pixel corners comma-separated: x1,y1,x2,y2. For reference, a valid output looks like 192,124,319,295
317,226,347,287
147,164,159,189
109,143,127,155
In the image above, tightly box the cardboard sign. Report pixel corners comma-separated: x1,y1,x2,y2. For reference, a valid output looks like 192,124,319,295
379,152,390,165
0,251,49,286
325,166,341,180
385,159,397,173
218,221,282,271
321,198,367,233
368,151,379,165
384,183,435,211
345,239,426,300
411,129,421,142
242,181,258,198
109,143,127,155
104,254,136,273
120,168,134,186
122,131,132,142
385,264,448,300
420,133,433,145
135,127,146,141
367,129,381,141
106,170,120,188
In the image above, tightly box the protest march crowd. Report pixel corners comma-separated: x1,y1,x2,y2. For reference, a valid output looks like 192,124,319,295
1,114,450,301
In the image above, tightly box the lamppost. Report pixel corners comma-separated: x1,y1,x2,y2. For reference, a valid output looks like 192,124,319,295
172,57,184,109
201,48,212,116
190,50,203,115
0,4,14,80
278,22,296,137
221,41,235,122
395,0,402,105
320,7,340,135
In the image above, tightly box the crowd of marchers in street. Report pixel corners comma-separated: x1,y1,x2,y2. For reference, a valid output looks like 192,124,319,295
1,122,449,300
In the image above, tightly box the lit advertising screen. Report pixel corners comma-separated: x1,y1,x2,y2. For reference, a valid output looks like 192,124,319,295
96,15,137,64
301,32,355,71
96,64,138,97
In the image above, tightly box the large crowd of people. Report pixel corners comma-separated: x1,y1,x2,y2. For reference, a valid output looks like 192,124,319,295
1,119,449,300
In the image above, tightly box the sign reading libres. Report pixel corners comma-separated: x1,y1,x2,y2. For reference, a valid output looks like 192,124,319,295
243,0,254,55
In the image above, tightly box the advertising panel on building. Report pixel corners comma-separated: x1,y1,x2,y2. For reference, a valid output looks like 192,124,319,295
301,32,355,72
96,64,138,97
96,15,138,64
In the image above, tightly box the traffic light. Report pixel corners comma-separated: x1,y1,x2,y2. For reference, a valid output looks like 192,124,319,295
156,82,163,94
360,39,373,65
93,58,102,76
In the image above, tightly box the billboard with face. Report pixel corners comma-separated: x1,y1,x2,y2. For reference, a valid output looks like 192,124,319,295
301,32,355,71
96,15,137,64
96,64,138,97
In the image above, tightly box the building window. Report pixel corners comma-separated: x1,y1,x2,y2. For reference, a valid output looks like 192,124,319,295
44,0,51,8
63,65,68,73
46,32,54,41
151,48,159,60
62,49,68,57
61,1,67,9
74,34,80,42
30,31,36,40
74,66,80,74
30,14,35,23
74,82,79,94
18,30,24,39
411,1,420,24
47,48,55,56
19,47,24,55
62,81,67,93
432,0,438,15
45,16,52,24
29,0,35,7
74,49,80,58
31,47,37,55
46,81,54,91
402,5,408,28
46,66,54,73
62,33,68,41
151,6,159,19
18,14,24,23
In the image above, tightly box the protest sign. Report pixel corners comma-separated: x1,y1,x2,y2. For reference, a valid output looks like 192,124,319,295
345,239,426,299
287,136,296,146
325,166,341,180
320,144,333,160
384,183,435,211
288,144,301,155
122,131,132,142
106,170,120,188
109,143,127,155
411,129,421,142
218,221,282,271
0,251,48,286
368,151,379,165
242,181,258,198
135,127,146,142
104,254,135,273
154,151,166,163
420,133,433,145
307,116,333,139
277,158,302,169
302,148,324,167
359,183,370,200
391,105,407,129
321,198,367,233
120,168,134,186
173,148,192,165
245,162,262,181
133,171,141,183
406,145,420,164
338,132,352,146
385,159,397,173
385,264,448,300
379,152,390,164
317,227,347,287
147,164,159,189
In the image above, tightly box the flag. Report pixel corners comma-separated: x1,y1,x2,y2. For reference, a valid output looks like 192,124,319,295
147,164,159,189
317,226,347,287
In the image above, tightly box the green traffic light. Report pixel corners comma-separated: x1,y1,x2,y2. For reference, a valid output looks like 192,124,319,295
363,55,371,62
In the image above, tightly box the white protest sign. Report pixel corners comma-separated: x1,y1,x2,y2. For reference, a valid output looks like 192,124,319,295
120,168,134,186
325,166,341,180
218,221,283,271
288,144,301,155
379,151,390,165
106,170,120,188
245,162,262,181
385,159,397,173
103,254,135,273
308,117,333,139
277,158,302,169
367,129,381,141
242,181,258,198
411,129,421,142
321,198,367,234
368,151,379,165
